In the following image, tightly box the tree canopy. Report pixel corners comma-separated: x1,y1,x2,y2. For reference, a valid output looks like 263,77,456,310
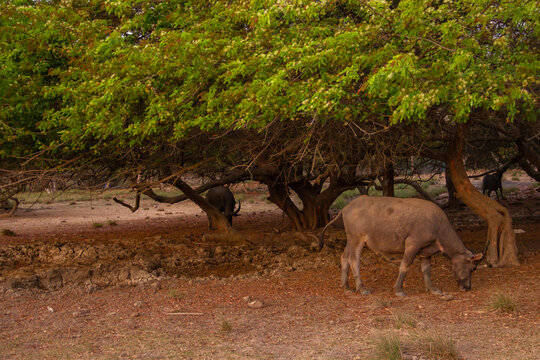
1,0,538,264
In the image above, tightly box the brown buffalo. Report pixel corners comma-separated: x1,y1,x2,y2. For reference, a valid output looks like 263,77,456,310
319,196,482,296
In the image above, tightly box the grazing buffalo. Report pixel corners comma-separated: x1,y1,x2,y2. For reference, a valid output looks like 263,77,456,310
205,186,241,229
319,196,482,297
482,171,505,199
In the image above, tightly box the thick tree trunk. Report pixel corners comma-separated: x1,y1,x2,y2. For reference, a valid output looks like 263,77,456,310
266,179,345,231
447,125,519,267
382,162,395,197
292,178,348,230
266,182,305,231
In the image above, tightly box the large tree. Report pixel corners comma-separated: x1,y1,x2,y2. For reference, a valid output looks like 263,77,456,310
2,1,537,262
361,0,537,266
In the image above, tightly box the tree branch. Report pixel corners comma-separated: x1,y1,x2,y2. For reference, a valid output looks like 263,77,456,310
113,193,141,212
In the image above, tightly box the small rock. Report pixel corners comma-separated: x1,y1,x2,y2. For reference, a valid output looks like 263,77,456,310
242,254,252,265
274,253,292,265
309,241,319,252
440,293,455,301
72,309,90,317
247,300,264,309
47,306,54,313
287,245,308,258
133,301,145,308
242,296,252,303
151,281,162,292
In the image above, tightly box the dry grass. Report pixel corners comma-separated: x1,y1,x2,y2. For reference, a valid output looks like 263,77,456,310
487,292,520,313
372,333,403,360
220,318,233,333
373,330,461,360
394,312,418,329
412,332,461,360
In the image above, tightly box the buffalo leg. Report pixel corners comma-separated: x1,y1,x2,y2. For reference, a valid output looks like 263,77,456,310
420,257,442,295
393,247,419,297
499,187,506,200
350,242,370,295
340,250,351,290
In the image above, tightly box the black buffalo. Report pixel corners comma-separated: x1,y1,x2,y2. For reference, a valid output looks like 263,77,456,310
482,171,505,199
205,186,241,228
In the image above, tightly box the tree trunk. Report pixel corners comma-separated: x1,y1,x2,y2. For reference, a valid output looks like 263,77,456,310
266,179,345,231
447,125,519,267
291,178,347,230
266,182,305,231
445,167,461,210
173,178,233,232
517,140,540,182
382,162,395,197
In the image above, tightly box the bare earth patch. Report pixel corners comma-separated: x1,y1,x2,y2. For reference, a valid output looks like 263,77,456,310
1,190,539,359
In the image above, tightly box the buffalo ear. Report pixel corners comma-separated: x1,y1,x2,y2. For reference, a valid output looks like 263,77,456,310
470,252,483,262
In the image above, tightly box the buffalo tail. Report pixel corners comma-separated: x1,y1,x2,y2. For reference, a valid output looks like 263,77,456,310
318,210,343,251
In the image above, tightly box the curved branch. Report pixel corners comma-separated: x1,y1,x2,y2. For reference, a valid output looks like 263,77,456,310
113,193,141,212
467,151,523,179
0,198,19,218
394,179,436,204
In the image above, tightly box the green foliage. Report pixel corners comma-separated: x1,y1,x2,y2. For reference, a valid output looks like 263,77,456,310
1,0,537,191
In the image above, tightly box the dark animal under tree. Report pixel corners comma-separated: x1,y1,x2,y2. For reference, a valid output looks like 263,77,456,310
204,186,241,229
482,169,506,199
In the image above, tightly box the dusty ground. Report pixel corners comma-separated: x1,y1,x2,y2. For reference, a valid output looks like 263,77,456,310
0,181,539,360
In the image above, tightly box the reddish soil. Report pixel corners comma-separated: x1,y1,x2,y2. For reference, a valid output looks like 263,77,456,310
0,188,539,359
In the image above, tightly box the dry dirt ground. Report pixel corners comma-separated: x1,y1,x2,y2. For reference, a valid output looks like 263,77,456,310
0,183,539,359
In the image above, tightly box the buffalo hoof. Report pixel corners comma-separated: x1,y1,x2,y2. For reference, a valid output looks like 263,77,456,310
395,291,407,297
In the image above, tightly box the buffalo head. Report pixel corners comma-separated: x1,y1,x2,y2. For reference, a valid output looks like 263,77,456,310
451,252,483,291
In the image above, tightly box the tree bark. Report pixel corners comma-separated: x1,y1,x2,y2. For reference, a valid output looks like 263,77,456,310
394,179,436,203
444,167,461,210
382,162,395,197
266,177,348,231
447,125,519,267
516,140,540,182
291,177,352,230
265,182,305,231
